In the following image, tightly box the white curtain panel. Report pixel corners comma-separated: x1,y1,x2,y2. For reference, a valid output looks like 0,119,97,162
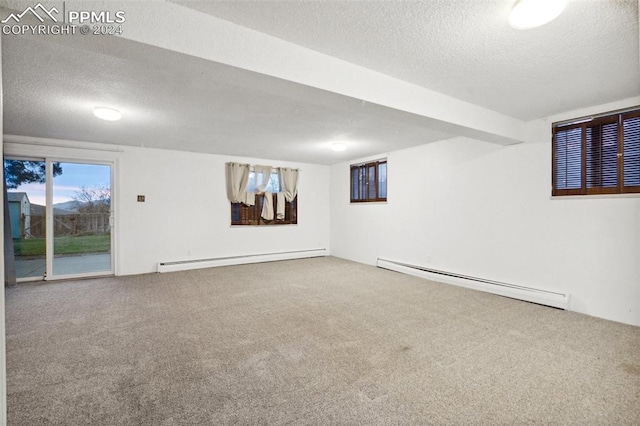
276,192,285,219
253,165,273,193
278,167,299,202
261,192,274,220
225,162,250,203
243,191,256,206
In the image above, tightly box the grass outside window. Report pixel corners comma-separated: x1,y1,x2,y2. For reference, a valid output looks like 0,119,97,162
13,234,110,257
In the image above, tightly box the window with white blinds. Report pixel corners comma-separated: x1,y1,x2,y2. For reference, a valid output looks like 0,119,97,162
552,108,640,196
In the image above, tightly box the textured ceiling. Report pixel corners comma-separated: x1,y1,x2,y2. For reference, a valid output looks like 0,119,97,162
2,34,452,165
177,0,640,120
2,1,639,165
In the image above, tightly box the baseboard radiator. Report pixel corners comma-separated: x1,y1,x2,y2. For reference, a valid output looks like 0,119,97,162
377,258,569,310
158,248,328,273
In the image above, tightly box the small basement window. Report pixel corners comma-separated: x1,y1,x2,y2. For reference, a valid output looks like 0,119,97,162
552,107,640,196
351,159,387,203
226,164,299,226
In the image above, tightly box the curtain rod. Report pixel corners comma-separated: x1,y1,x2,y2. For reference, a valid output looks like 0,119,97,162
227,162,299,172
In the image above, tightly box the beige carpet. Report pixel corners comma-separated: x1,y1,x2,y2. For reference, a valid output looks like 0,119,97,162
6,256,640,425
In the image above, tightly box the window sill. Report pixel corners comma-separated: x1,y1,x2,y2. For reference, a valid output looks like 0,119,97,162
230,223,298,227
550,193,640,200
350,201,388,204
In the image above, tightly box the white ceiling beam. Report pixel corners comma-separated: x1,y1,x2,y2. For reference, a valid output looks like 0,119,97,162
93,1,525,145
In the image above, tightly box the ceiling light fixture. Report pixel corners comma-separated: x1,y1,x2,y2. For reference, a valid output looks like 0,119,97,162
93,106,122,121
331,142,347,152
508,0,566,30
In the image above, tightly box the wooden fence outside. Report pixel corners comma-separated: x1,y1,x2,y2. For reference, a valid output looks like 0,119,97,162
25,213,110,238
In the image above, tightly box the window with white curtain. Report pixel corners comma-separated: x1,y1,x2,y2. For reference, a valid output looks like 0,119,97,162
226,163,299,226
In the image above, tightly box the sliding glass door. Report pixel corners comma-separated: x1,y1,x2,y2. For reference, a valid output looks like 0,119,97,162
4,158,114,281
52,162,112,276
4,158,47,279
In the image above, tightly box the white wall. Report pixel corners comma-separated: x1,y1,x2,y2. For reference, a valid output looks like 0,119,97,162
117,146,330,275
3,139,331,277
331,100,640,326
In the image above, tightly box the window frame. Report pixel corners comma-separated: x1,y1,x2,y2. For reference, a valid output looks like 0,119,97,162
350,159,387,203
552,107,640,197
621,110,640,194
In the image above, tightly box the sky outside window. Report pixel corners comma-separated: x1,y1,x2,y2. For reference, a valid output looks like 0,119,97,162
6,162,110,206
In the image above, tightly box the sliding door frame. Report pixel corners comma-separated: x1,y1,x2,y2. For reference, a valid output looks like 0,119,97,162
4,155,47,282
45,159,54,280
45,158,115,281
4,148,118,281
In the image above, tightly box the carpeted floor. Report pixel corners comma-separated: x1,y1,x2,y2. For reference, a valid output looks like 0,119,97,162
5,256,640,425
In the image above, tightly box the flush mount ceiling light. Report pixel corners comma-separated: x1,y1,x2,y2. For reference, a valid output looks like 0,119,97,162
509,0,566,30
331,142,348,152
93,106,122,121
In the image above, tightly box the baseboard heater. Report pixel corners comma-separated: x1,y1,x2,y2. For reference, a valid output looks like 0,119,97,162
157,248,328,273
377,258,569,310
